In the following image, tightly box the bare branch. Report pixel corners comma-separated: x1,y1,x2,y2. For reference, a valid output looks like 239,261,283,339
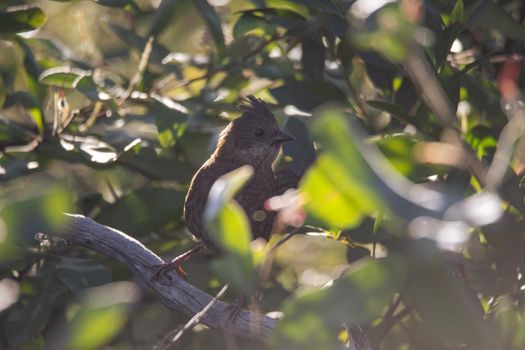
59,214,277,343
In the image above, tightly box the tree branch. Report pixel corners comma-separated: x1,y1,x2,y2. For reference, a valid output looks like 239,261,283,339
58,214,277,343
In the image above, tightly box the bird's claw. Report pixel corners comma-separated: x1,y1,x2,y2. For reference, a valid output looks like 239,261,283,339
225,295,244,324
150,259,188,282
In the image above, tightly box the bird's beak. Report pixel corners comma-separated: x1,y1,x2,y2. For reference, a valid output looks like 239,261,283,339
271,130,295,144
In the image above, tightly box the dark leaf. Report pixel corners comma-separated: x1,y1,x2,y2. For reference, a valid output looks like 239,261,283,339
3,273,68,347
270,80,347,111
281,117,316,178
56,256,112,295
94,184,186,236
0,7,46,34
301,37,325,80
281,0,344,17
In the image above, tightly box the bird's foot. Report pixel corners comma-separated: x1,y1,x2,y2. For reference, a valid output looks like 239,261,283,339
151,258,188,281
225,295,244,324
150,244,204,282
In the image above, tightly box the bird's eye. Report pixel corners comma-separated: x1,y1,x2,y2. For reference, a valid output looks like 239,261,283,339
254,128,264,137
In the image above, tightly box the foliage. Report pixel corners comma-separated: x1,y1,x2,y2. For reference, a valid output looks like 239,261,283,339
1,0,525,349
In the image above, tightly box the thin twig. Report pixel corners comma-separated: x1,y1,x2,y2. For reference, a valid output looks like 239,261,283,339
156,284,229,350
119,36,154,104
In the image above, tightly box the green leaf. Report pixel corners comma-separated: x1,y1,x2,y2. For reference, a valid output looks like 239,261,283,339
233,13,270,39
301,154,379,228
203,165,254,221
152,99,188,148
300,110,382,229
92,0,139,10
0,184,71,260
209,202,256,294
39,67,99,99
65,283,136,350
0,7,46,34
3,91,44,135
434,22,462,69
405,262,495,348
376,134,447,182
69,305,129,350
271,256,406,350
193,0,226,56
39,66,91,88
204,166,256,294
470,1,525,41
450,0,464,23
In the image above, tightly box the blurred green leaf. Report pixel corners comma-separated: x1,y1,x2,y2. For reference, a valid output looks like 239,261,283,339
66,283,136,350
271,256,406,350
56,257,112,295
204,166,256,294
92,0,139,10
68,305,129,350
434,22,462,69
3,91,44,135
14,37,42,84
152,99,187,148
405,261,496,349
3,273,67,347
450,0,464,23
465,125,498,158
470,1,525,41
0,184,72,252
0,7,46,34
493,296,525,349
234,8,305,37
376,134,446,182
209,202,256,295
300,109,382,229
193,0,226,56
350,4,415,62
233,13,270,39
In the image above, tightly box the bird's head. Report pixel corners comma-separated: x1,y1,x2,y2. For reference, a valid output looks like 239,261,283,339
214,96,294,166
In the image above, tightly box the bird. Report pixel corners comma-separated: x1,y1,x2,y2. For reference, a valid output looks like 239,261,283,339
153,96,295,279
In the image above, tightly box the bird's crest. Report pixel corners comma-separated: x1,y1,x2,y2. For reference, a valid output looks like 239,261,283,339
240,95,272,118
